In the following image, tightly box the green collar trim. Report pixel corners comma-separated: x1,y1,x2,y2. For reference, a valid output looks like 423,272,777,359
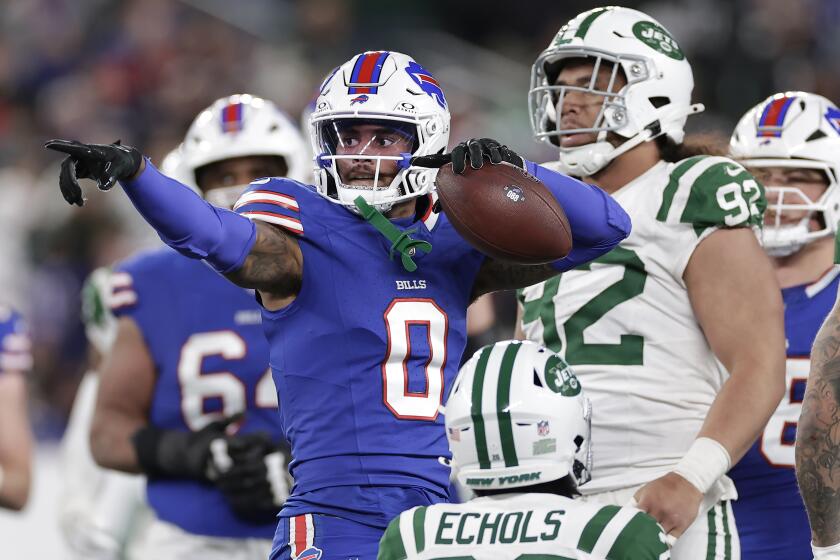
354,196,432,272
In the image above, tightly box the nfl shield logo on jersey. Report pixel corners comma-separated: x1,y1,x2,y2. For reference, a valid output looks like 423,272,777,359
537,420,550,436
294,547,323,560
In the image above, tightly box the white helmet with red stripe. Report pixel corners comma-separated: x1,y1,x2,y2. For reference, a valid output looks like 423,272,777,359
180,94,311,207
730,91,840,256
445,340,592,491
310,51,450,213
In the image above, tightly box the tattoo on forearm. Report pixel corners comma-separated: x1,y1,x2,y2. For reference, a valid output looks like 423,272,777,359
472,261,558,299
797,304,840,545
224,222,301,297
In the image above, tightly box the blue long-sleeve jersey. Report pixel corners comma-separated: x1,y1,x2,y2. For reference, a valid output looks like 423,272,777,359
119,160,629,527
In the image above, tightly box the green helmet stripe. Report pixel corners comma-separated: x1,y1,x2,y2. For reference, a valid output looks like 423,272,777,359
575,7,610,39
496,342,522,467
578,505,621,553
470,346,494,469
413,506,427,553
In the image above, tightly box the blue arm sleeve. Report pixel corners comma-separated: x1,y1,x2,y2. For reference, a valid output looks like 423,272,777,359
119,161,256,274
525,160,631,271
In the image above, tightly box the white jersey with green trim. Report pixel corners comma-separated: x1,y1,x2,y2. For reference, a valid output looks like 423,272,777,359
518,156,764,495
377,493,670,560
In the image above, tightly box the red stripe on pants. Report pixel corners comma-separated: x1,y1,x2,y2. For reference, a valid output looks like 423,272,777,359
294,515,307,556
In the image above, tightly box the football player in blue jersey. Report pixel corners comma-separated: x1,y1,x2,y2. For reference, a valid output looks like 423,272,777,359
728,91,840,559
77,94,311,560
0,304,33,511
45,51,631,560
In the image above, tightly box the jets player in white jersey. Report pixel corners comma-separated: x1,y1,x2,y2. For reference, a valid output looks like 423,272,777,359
518,6,786,557
378,339,671,560
729,91,840,560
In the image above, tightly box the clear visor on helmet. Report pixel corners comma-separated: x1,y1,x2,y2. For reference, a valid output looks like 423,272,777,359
529,48,649,144
744,158,835,256
316,117,418,191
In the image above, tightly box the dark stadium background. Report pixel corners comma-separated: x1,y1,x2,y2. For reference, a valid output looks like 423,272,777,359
0,0,835,553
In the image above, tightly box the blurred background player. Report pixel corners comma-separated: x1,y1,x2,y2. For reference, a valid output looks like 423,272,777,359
378,340,670,560
728,91,840,559
518,6,785,556
58,267,151,560
45,49,631,559
85,94,309,560
0,303,33,511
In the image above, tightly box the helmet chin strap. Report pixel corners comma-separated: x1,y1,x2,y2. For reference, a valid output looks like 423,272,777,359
556,103,704,177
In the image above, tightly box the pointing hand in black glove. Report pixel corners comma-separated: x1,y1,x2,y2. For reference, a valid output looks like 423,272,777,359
44,139,144,206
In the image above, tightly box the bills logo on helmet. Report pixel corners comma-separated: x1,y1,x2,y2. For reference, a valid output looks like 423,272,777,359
405,61,447,109
294,547,323,560
825,107,840,135
350,94,369,105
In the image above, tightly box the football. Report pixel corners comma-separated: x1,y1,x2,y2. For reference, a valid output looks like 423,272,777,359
434,162,572,264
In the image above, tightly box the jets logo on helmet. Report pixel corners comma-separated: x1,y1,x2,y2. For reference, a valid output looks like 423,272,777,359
445,340,592,491
731,91,840,256
310,51,450,213
529,6,703,176
631,20,684,60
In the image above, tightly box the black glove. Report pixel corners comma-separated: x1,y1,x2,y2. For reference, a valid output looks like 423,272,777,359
411,138,524,174
210,432,292,524
132,414,241,480
44,139,143,206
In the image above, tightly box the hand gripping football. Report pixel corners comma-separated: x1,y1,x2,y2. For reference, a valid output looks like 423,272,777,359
434,162,572,264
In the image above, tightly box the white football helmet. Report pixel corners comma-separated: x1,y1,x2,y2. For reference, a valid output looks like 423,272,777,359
529,6,703,176
179,94,311,208
310,51,450,213
445,340,592,491
730,91,840,256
